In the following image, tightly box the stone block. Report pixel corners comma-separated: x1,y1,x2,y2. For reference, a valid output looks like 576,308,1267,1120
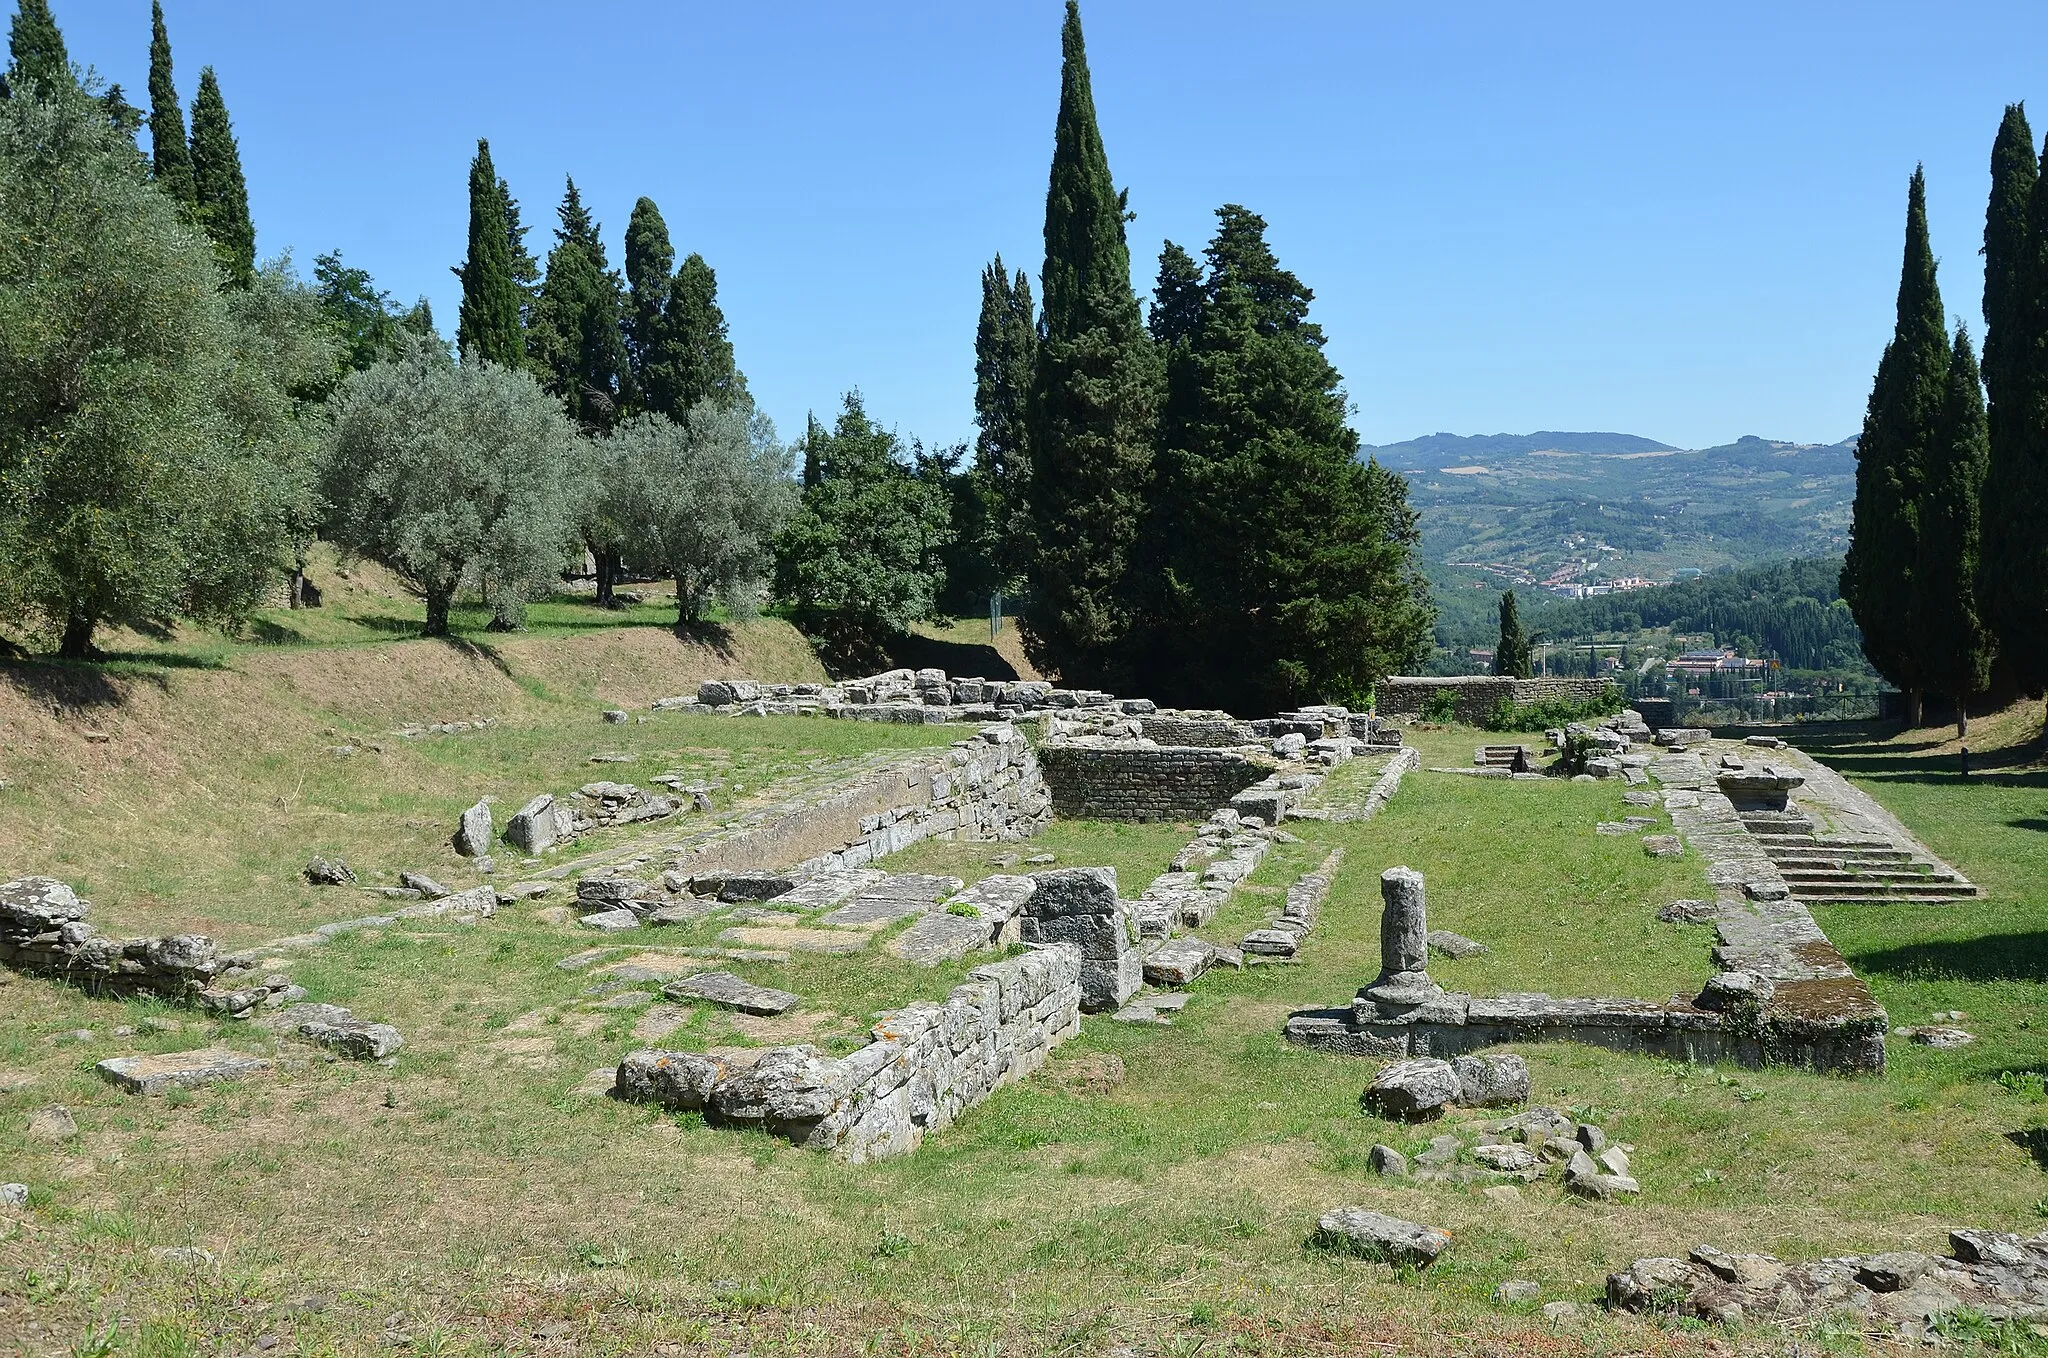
1452,1053,1529,1107
1024,867,1119,917
97,1048,271,1095
1362,1057,1460,1120
1312,1208,1451,1267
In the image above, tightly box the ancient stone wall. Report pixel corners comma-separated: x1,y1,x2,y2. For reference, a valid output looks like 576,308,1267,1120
1036,743,1272,822
0,876,224,1001
615,942,1081,1162
1375,676,1614,724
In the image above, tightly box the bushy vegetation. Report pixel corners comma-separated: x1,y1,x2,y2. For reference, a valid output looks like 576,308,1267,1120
1481,683,1626,732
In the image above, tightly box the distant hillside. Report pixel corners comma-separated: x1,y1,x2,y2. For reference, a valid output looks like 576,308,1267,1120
1373,429,1861,586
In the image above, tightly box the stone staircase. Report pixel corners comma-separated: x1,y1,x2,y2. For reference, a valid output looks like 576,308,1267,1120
1739,809,1981,906
1473,744,1533,771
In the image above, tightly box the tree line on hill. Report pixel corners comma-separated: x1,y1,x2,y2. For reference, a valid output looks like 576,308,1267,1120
1845,104,2048,736
0,1,1432,716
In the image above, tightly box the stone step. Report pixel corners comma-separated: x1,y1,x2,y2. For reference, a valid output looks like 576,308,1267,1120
1776,865,1949,882
1789,880,1980,901
1796,893,1977,907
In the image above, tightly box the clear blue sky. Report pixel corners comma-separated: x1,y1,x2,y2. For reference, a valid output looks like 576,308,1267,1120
36,1,2048,451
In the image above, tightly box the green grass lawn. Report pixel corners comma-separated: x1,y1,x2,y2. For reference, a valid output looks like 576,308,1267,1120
9,708,2048,1356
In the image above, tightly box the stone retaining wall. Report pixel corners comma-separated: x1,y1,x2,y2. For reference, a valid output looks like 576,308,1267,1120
0,876,224,1001
1036,743,1274,822
1376,676,1615,724
615,942,1081,1162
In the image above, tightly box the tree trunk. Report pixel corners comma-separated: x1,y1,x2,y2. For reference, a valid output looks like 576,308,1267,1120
289,566,306,609
424,589,451,637
1957,702,1970,740
58,611,95,660
595,550,617,609
1905,688,1923,728
675,578,696,631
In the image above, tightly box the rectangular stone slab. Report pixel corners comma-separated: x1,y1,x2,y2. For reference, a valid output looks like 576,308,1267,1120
821,874,965,928
97,1048,272,1095
718,926,867,955
661,970,801,1015
769,868,888,910
887,911,992,965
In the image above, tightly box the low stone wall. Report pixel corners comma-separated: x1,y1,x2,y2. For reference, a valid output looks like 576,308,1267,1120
615,942,1081,1162
1376,676,1614,724
1037,743,1273,822
1138,714,1256,746
0,876,224,1001
541,726,1051,885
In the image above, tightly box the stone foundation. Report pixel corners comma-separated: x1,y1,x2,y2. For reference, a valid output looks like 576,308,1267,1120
615,942,1081,1162
1376,676,1615,724
1036,743,1273,822
0,877,223,1001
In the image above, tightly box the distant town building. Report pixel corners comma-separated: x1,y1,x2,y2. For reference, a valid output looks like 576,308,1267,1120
1667,648,1768,677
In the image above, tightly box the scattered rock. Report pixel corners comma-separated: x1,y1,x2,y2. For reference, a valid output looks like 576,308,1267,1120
1367,1144,1409,1177
1362,1058,1461,1121
398,871,449,900
1493,1279,1539,1304
303,857,356,886
1901,1025,1974,1048
1023,852,1056,865
1311,1208,1451,1268
1451,1053,1529,1108
602,709,630,724
27,1104,78,1139
1658,899,1717,924
0,1183,27,1208
283,1004,404,1060
1474,1143,1540,1172
1540,1301,1585,1323
1481,1184,1524,1205
1642,835,1685,858
453,801,494,857
47,1028,93,1045
578,908,641,931
1426,930,1488,959
97,1049,272,1095
662,970,800,1016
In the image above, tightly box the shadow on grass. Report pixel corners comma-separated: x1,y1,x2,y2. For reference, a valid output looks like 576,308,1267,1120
884,632,1021,682
2010,819,2048,835
2005,1128,2048,1171
1850,931,2048,984
0,655,198,710
673,619,737,661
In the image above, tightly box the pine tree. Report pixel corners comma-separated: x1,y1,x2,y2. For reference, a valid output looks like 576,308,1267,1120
1842,167,1948,725
100,85,142,142
6,0,69,97
644,252,747,416
528,177,628,431
1495,591,1531,678
622,196,675,403
1148,241,1203,347
973,254,1036,585
146,1,195,208
1023,0,1159,686
455,139,524,369
1126,206,1431,711
1981,130,2048,725
1914,326,1995,737
187,67,254,286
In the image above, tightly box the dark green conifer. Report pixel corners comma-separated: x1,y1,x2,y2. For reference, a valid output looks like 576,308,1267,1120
1842,168,1947,725
1915,326,1995,737
455,139,524,368
622,196,675,402
6,0,69,97
187,67,254,286
1982,105,2034,447
1981,129,2048,720
645,253,747,415
500,177,540,338
1023,0,1159,686
100,85,142,143
146,2,195,208
1495,592,1531,678
528,177,629,430
1148,242,1203,347
973,254,1037,585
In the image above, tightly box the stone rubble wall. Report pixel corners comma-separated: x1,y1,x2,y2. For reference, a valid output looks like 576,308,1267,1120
615,942,1082,1162
667,667,1153,727
0,876,224,1002
1036,742,1273,822
1376,676,1615,724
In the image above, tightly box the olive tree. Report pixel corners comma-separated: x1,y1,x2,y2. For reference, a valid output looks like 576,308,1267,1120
0,83,331,658
585,406,795,628
322,344,577,635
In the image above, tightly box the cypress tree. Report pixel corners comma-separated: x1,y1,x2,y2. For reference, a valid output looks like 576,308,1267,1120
1127,206,1430,711
1982,105,2034,450
645,253,747,415
1148,241,1203,347
1980,132,2048,724
501,177,541,338
1914,326,1995,737
973,253,1036,584
455,139,524,369
1495,591,1531,678
146,1,195,208
6,0,69,97
1023,0,1159,686
187,67,254,286
528,177,629,431
1842,167,1947,725
622,196,675,403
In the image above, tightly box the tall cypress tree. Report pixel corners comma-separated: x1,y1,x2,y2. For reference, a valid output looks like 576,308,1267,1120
1495,591,1531,678
500,177,541,343
187,67,254,286
1915,326,1995,737
974,254,1037,583
455,139,524,368
1127,205,1430,711
1983,105,2035,451
1981,131,2048,725
1843,167,1947,725
1023,0,1159,686
6,0,69,96
146,1,195,209
644,253,747,416
622,196,675,403
528,177,628,431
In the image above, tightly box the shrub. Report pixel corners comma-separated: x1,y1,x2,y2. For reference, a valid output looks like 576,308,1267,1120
1481,684,1627,732
1420,690,1461,724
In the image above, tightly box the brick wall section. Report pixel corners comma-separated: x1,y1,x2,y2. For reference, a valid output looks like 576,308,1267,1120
1037,743,1273,822
1376,676,1614,724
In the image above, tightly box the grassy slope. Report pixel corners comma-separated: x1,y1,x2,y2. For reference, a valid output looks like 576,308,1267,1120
7,605,2048,1353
